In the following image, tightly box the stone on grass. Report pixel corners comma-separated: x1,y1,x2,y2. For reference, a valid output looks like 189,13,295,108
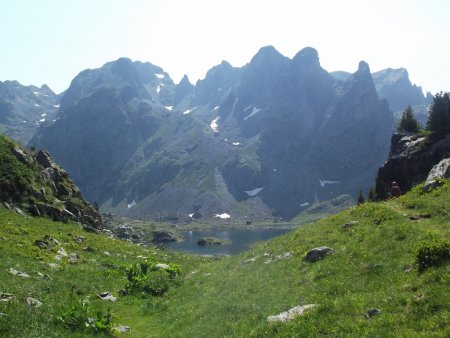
267,304,317,323
26,297,43,308
343,221,359,228
7,268,30,278
365,308,381,319
422,180,443,193
74,235,85,243
0,293,15,303
264,252,293,264
427,158,450,181
37,272,52,280
97,292,117,302
57,247,68,257
115,325,131,333
68,253,79,264
153,263,170,270
304,247,334,262
241,257,257,264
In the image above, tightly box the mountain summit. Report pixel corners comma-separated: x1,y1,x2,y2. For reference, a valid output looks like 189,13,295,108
31,48,394,221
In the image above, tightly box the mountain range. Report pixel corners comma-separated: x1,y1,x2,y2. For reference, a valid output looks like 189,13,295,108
2,46,431,221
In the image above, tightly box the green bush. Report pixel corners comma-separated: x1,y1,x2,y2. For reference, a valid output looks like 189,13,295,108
57,294,115,335
416,239,450,272
124,262,182,296
0,135,33,201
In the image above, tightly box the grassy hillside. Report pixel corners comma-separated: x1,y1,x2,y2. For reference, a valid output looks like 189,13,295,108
1,179,449,337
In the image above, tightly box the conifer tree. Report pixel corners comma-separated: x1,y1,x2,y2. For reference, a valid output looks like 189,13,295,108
397,105,419,133
357,190,365,205
368,186,376,202
427,92,450,134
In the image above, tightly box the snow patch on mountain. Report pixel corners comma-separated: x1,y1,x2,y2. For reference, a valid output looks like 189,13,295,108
155,73,165,79
319,179,340,187
210,117,219,133
214,213,231,219
183,107,197,115
245,187,264,197
244,106,262,120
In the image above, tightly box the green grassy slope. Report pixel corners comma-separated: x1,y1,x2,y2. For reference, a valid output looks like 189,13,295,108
1,180,449,337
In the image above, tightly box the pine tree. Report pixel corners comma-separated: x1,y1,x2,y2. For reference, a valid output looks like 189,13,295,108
357,190,365,205
368,186,376,202
397,105,419,133
427,92,450,134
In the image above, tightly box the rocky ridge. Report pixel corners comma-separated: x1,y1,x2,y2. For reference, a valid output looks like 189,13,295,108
29,47,395,220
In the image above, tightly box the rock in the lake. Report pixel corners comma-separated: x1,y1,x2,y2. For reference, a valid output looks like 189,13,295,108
304,247,334,262
267,304,316,323
97,292,117,302
365,308,381,319
197,237,229,246
0,293,15,303
26,297,43,308
7,268,30,278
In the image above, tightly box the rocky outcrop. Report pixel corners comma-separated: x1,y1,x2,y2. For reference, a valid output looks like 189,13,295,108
0,134,103,228
375,133,450,199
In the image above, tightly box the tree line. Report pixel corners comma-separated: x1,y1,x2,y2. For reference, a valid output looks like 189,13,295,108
398,92,450,134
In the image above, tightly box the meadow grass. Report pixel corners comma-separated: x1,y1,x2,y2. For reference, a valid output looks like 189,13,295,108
0,179,449,337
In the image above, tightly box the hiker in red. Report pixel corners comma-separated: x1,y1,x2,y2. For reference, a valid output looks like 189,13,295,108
391,181,402,198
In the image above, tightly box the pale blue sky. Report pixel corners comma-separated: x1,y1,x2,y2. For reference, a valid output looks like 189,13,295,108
1,0,449,94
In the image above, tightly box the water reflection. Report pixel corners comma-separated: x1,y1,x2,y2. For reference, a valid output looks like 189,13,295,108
164,228,290,255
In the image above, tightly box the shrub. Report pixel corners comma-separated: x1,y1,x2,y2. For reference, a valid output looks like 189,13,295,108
57,294,115,335
416,239,450,272
124,262,182,296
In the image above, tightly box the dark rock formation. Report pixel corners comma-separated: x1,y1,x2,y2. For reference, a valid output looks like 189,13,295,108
375,133,450,199
304,246,334,262
0,134,103,228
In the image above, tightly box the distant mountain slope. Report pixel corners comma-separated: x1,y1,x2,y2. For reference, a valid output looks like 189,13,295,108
331,68,432,118
31,47,393,221
0,81,59,144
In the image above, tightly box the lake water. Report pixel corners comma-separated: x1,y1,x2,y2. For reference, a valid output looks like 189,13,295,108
164,228,291,255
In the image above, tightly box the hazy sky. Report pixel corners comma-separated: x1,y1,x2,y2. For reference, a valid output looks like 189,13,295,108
1,0,449,94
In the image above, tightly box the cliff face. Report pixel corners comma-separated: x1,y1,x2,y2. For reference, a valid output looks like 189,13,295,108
375,132,450,199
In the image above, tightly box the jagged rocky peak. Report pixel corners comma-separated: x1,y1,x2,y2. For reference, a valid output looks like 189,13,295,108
344,60,375,89
174,74,194,106
192,60,242,106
